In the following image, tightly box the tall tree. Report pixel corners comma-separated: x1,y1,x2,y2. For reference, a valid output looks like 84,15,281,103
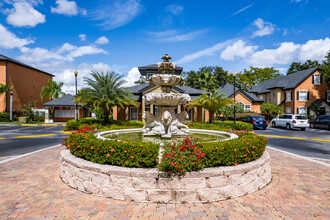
235,67,281,91
320,50,330,86
184,66,230,92
40,79,65,100
75,71,138,124
286,60,319,75
187,91,233,123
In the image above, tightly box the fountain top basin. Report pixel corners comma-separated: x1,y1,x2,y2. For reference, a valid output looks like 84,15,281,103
144,93,191,106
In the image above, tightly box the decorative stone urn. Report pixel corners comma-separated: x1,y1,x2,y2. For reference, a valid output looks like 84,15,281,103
142,54,191,138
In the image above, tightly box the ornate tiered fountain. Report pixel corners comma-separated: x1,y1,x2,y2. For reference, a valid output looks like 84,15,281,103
142,53,191,138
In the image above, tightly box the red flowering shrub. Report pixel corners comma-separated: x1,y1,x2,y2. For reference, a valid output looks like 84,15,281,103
159,137,205,174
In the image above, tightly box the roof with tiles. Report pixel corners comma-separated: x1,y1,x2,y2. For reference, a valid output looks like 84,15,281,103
249,67,319,94
0,54,54,76
218,83,263,102
42,94,80,107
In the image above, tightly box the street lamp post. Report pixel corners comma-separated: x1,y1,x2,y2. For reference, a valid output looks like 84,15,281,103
232,72,237,125
10,90,13,121
74,70,78,122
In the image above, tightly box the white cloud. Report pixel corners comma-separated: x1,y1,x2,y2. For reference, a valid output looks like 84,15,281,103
57,43,77,54
147,29,209,43
95,36,109,44
247,37,330,67
67,45,107,60
252,18,275,37
51,0,78,16
6,1,45,27
176,39,237,64
165,5,183,16
299,38,330,61
54,62,112,94
79,34,86,41
0,24,34,49
220,40,258,60
91,0,142,30
122,67,140,87
19,46,65,63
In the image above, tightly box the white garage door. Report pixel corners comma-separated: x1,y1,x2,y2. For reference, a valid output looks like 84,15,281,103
55,110,75,118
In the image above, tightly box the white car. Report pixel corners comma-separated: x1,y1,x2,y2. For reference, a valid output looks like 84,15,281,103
271,114,309,131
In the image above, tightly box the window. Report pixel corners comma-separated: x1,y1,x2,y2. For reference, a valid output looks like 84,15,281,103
286,91,291,102
130,106,138,120
244,104,251,111
313,74,321,85
54,110,74,118
259,95,263,100
286,107,291,114
298,91,308,101
187,108,192,121
327,91,330,102
147,73,153,80
237,102,244,109
297,107,306,115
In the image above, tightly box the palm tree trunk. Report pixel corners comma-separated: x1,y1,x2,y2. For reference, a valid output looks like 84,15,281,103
209,110,215,123
104,108,110,125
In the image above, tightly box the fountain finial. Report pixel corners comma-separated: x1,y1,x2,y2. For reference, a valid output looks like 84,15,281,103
161,53,172,62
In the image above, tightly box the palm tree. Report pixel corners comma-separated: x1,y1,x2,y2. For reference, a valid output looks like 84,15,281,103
75,71,138,124
40,79,65,101
187,91,233,123
0,84,12,94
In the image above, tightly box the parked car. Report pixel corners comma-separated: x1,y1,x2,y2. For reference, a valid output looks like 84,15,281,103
242,116,268,130
310,115,330,130
271,114,309,131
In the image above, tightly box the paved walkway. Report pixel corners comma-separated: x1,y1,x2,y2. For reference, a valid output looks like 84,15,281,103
0,146,329,219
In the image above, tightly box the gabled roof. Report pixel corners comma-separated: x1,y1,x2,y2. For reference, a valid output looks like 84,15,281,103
218,83,263,102
0,54,54,76
249,67,319,94
42,94,80,107
138,64,183,76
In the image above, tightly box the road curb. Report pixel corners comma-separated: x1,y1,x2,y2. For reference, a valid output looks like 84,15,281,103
0,144,61,165
0,124,65,127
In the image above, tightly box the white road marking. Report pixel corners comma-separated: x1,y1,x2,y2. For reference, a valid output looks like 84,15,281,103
266,127,285,132
267,146,330,167
0,144,60,165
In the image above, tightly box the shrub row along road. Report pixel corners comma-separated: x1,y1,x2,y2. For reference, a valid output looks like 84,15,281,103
0,125,329,161
0,125,68,160
254,127,330,160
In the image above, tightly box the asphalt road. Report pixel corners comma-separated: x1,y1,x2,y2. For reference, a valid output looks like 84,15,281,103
0,125,69,158
254,126,330,160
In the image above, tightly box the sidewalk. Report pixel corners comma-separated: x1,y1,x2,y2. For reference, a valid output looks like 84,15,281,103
0,146,329,219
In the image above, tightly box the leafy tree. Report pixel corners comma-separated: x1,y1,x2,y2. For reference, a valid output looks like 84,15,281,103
308,102,323,116
187,91,233,123
260,103,283,120
320,50,330,86
184,66,230,92
40,79,65,101
0,84,12,94
134,76,146,85
287,60,319,75
75,71,138,124
218,104,244,120
236,67,281,91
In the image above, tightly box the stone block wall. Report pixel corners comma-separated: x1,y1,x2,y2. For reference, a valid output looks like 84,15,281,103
60,149,271,203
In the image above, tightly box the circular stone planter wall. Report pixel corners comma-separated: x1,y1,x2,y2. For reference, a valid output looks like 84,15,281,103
60,149,271,203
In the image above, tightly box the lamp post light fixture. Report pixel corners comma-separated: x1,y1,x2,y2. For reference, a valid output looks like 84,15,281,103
74,70,78,121
232,72,237,125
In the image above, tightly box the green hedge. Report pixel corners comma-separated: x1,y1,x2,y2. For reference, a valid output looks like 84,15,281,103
65,118,145,131
63,126,159,168
200,134,267,167
186,121,253,131
0,113,11,122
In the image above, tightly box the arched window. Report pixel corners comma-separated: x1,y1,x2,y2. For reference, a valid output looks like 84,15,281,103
237,102,244,109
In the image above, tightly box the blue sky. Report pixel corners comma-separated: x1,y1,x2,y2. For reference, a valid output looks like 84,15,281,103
0,0,330,93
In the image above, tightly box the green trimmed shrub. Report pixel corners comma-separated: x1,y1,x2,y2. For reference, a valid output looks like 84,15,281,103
200,134,267,167
63,126,159,168
0,113,11,122
186,121,253,131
